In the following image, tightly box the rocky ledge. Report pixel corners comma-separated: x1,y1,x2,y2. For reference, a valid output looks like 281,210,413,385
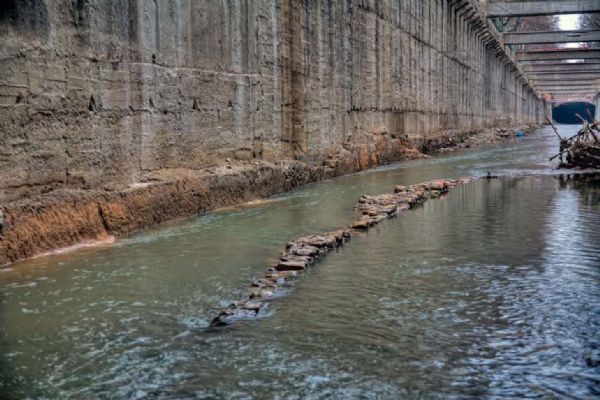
210,177,472,327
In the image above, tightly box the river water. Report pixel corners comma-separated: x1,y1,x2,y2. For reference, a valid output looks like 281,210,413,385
1,126,599,399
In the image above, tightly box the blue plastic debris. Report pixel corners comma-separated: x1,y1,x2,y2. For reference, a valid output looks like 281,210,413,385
516,130,524,137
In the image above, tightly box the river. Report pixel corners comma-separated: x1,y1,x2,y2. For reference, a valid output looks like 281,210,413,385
1,125,598,399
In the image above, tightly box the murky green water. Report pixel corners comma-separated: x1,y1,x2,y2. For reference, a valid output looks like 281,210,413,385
1,126,599,399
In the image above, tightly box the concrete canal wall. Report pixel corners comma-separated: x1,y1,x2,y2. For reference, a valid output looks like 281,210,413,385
0,0,546,264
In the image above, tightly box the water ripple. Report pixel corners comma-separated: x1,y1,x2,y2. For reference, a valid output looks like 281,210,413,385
1,126,598,398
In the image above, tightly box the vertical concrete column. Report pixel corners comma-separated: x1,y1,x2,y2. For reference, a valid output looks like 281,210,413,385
548,102,556,123
135,0,159,171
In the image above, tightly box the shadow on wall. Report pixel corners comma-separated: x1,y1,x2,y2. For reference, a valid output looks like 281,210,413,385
0,0,49,41
553,102,596,124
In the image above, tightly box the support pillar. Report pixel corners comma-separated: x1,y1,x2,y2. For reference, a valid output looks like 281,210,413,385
546,102,554,123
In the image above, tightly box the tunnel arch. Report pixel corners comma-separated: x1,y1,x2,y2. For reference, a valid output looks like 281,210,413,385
552,101,596,124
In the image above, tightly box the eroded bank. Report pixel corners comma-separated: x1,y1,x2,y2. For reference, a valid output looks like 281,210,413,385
0,126,534,266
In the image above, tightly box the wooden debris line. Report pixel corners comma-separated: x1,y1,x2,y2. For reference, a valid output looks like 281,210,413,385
209,177,472,327
549,119,600,169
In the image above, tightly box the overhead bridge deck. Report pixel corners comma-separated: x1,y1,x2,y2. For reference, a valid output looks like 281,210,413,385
482,0,600,113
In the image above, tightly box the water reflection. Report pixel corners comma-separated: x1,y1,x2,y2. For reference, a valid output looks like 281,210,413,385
0,126,598,398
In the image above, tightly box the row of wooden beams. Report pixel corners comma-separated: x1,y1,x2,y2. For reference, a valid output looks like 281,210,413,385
516,50,600,62
487,1,600,18
503,30,600,45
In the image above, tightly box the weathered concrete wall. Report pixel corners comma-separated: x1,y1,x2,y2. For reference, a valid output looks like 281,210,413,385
0,0,546,202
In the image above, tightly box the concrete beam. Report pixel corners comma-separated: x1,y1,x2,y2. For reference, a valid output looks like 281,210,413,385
550,93,596,97
516,50,600,62
541,89,599,95
543,86,599,90
545,94,598,100
523,63,600,74
524,60,600,67
537,86,600,93
551,94,595,98
551,90,598,95
536,83,599,89
547,96,598,102
540,84,599,89
553,101,595,106
539,91,599,96
551,91,597,96
551,97,596,103
551,93,595,97
503,30,600,45
487,1,600,18
531,80,600,88
532,79,600,86
528,73,600,81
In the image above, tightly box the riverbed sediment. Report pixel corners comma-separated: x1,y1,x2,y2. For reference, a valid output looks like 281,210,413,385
210,177,473,327
0,125,535,266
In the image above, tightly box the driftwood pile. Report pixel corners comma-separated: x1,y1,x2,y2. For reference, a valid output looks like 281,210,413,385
209,177,472,327
549,118,600,169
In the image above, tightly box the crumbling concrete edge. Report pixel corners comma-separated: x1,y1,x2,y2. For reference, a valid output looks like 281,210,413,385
0,125,536,267
0,135,420,266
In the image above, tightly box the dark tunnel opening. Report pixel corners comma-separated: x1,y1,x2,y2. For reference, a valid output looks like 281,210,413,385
552,102,596,124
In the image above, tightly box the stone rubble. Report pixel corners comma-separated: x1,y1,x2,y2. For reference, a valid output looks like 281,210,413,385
209,176,473,327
